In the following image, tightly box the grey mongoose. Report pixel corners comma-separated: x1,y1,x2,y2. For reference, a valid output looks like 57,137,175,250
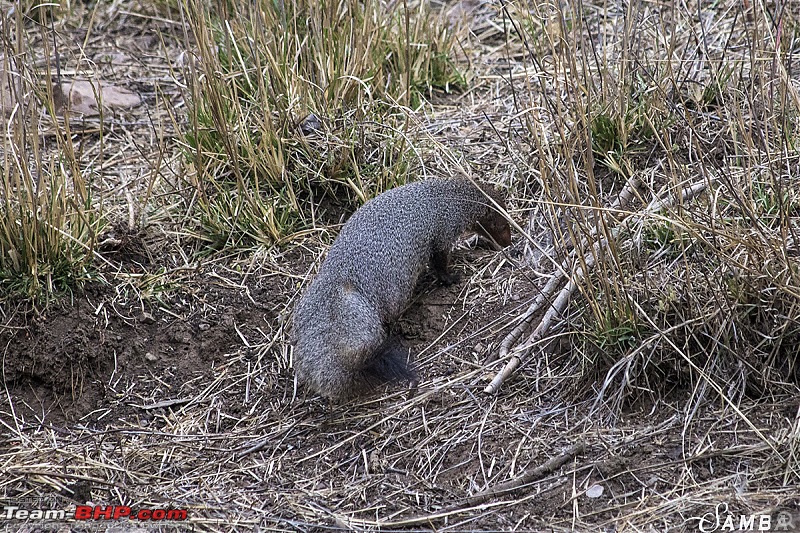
292,178,512,401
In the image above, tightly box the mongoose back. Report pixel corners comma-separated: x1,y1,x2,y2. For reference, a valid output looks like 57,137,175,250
292,178,511,401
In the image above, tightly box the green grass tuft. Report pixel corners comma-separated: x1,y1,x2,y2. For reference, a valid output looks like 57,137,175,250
0,14,101,302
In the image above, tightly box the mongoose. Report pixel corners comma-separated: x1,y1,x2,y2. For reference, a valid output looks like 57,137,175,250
292,178,512,401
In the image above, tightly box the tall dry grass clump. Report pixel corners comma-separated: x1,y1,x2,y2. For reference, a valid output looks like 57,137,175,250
0,8,99,301
178,0,465,250
502,1,800,416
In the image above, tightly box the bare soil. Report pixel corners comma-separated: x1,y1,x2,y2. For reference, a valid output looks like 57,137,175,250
1,244,514,425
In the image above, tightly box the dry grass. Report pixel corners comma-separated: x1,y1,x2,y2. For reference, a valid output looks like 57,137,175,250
500,0,800,416
1,0,800,531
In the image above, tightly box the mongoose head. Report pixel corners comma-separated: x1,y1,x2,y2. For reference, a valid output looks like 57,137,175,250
475,187,512,250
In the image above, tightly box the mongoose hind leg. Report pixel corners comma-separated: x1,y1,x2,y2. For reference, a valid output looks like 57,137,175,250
431,248,460,286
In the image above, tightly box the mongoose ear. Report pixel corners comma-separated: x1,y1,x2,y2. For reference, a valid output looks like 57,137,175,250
479,184,506,206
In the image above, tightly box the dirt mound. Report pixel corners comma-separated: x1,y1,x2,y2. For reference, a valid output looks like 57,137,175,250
1,281,268,424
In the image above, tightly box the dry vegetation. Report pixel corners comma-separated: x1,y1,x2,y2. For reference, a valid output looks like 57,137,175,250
1,0,799,531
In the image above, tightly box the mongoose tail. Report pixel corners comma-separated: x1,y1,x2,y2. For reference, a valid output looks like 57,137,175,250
358,336,415,392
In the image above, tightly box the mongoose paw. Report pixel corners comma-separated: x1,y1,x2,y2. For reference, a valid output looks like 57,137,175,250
437,271,461,286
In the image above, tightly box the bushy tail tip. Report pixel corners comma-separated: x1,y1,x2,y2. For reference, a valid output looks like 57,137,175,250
359,336,415,390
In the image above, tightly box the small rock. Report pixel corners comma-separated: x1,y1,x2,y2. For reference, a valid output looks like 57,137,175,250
198,323,211,331
56,79,141,117
144,352,158,362
298,113,323,135
169,330,191,344
586,484,604,498
138,312,156,324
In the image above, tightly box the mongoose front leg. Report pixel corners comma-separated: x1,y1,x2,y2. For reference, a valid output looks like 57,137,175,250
431,248,460,286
